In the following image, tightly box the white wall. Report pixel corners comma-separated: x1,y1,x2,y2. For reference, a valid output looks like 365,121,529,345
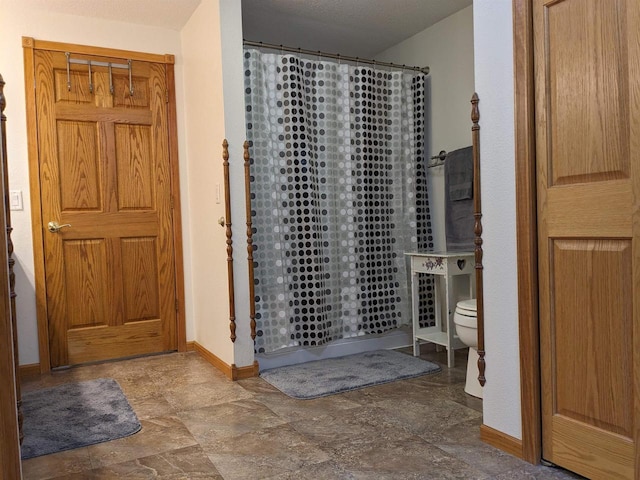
375,6,475,251
473,0,521,439
181,0,253,367
181,0,232,365
219,0,255,368
0,1,190,366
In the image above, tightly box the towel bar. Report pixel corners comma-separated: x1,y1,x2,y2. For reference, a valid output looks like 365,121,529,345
428,150,447,168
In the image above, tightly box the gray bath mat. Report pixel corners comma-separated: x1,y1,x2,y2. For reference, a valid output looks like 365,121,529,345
260,349,441,399
21,378,141,459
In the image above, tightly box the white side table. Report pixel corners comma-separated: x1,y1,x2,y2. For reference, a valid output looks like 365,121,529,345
405,251,475,367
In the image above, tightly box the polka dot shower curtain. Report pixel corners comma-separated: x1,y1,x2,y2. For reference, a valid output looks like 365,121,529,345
244,48,434,354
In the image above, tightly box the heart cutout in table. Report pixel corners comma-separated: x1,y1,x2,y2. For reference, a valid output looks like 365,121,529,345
457,259,466,270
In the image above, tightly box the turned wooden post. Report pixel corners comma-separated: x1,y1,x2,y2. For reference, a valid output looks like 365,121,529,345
471,93,485,387
0,73,23,443
222,140,236,342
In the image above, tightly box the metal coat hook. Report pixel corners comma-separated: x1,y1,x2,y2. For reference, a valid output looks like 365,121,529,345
87,60,93,94
65,52,71,91
127,60,134,96
108,63,114,95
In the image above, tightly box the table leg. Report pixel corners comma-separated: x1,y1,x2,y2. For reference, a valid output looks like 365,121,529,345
411,271,420,356
434,275,441,350
445,273,455,368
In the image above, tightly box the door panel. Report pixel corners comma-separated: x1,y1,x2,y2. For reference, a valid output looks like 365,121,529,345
63,239,108,329
57,120,102,211
552,240,632,436
534,0,639,478
121,237,160,322
546,0,629,186
115,124,154,210
34,48,177,367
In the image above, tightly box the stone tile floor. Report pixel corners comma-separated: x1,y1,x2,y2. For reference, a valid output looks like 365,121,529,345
20,347,584,479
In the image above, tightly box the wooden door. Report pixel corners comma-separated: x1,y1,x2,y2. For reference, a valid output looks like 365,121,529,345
534,0,639,478
32,47,178,367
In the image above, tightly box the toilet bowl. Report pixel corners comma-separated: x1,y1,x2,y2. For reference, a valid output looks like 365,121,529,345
453,299,482,398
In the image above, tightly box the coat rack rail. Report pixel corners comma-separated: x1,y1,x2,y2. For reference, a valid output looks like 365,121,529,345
66,53,134,96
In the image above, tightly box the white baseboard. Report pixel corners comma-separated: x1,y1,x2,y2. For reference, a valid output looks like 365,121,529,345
256,327,413,371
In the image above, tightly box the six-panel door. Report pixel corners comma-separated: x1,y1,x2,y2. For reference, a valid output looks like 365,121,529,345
34,49,177,367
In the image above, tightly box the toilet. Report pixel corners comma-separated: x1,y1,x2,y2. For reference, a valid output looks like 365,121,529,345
453,298,483,398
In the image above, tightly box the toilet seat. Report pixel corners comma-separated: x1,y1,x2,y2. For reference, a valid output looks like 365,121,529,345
454,299,477,327
456,298,477,314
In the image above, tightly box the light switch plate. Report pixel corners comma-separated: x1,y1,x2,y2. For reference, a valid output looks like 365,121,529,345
9,190,23,211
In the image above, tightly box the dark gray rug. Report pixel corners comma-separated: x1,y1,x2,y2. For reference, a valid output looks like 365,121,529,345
21,378,141,459
260,349,441,399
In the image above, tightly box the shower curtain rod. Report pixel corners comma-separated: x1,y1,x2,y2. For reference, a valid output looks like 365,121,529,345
243,40,430,75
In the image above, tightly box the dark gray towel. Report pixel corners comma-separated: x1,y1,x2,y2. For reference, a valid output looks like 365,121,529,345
446,146,474,201
444,146,474,251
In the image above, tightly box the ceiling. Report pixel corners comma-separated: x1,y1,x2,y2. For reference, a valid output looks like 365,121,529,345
17,0,202,31
242,0,473,57
18,0,473,58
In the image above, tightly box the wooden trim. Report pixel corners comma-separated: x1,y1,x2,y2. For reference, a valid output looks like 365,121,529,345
471,93,485,387
1,71,23,446
190,341,233,378
232,361,260,381
23,39,51,374
476,3,542,464
189,341,259,381
244,141,256,342
0,73,23,480
186,341,196,352
165,63,187,353
222,139,236,342
0,220,21,479
2,101,22,445
513,0,542,464
22,37,171,64
19,363,41,378
481,424,524,460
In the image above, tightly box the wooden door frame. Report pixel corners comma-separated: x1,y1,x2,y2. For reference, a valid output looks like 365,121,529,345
1,71,23,478
0,116,22,479
22,38,187,373
0,203,21,479
513,0,542,465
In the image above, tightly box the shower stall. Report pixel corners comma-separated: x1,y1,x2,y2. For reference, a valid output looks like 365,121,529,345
243,45,435,368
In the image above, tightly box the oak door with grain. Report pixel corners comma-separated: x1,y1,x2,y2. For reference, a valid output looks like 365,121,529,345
534,0,639,478
33,49,177,367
